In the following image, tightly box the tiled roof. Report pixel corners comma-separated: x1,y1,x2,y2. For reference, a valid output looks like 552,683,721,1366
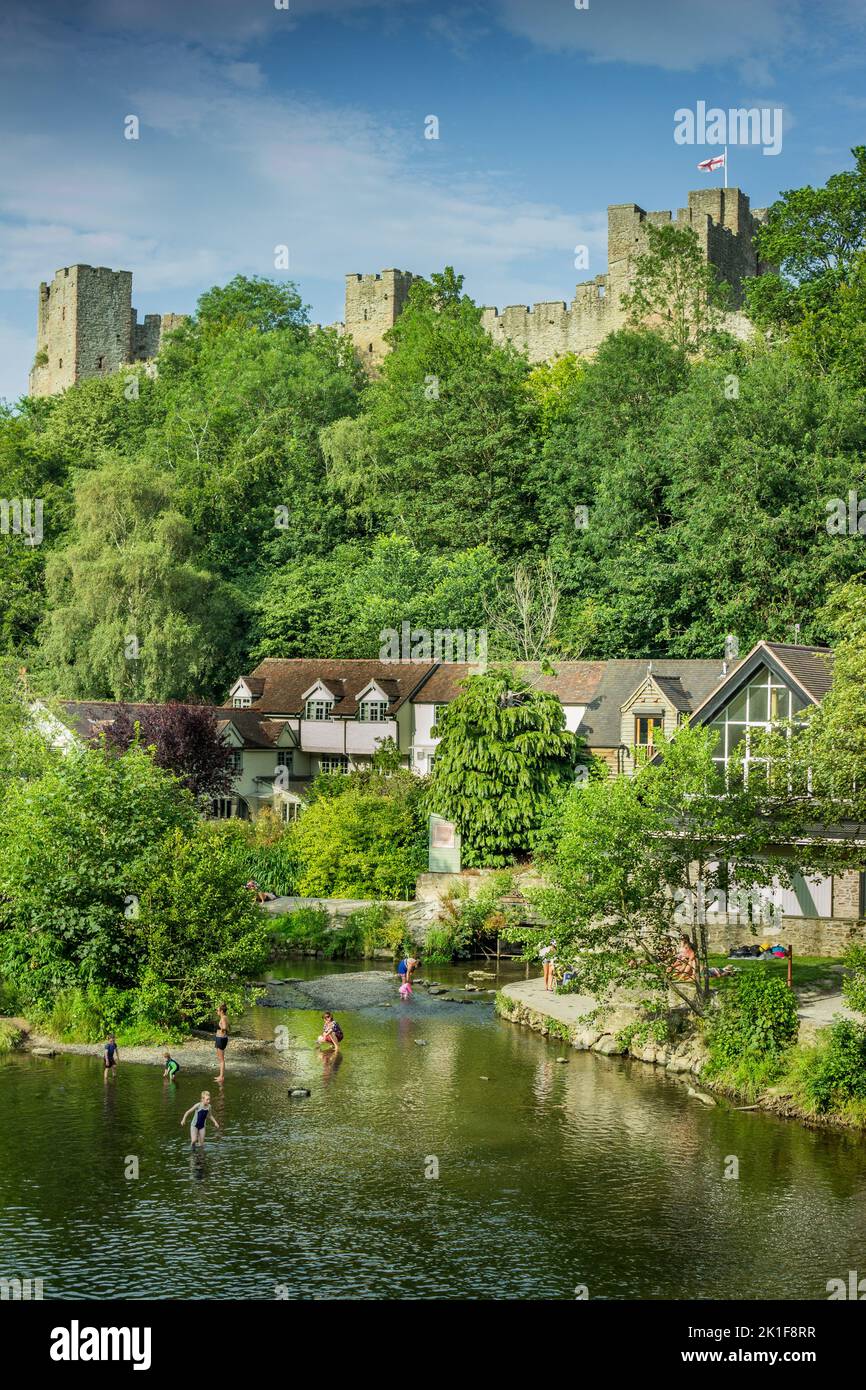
235,659,437,716
581,660,734,747
763,643,834,703
413,661,606,705
61,701,280,749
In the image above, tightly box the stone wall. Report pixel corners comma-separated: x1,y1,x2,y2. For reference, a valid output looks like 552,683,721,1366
346,187,770,372
344,268,415,372
29,265,184,397
706,916,865,956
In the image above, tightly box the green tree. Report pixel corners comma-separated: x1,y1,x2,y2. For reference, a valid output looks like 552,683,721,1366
745,146,866,330
427,668,577,866
622,222,731,352
137,822,272,1026
37,459,246,700
290,768,426,898
329,268,538,552
195,274,309,336
0,744,196,1004
525,723,786,1016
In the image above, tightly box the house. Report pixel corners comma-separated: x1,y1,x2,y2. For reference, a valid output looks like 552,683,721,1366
668,640,863,953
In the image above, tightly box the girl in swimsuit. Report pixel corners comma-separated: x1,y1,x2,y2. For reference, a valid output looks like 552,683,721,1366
214,1004,229,1082
181,1091,220,1149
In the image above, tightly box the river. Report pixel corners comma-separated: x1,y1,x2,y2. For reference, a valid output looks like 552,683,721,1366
1,959,864,1300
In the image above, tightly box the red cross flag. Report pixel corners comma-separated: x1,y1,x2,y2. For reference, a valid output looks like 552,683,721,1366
697,153,726,172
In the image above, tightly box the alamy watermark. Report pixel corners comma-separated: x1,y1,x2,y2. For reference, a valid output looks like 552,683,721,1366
1,497,43,546
674,101,783,156
380,622,487,664
826,490,866,536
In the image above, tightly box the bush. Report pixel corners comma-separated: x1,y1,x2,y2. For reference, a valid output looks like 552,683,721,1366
272,908,331,954
705,971,799,1072
790,1019,866,1114
424,923,472,963
273,904,411,960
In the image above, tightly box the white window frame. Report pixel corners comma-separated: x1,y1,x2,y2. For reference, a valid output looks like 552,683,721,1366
359,700,389,722
319,755,349,775
305,699,334,722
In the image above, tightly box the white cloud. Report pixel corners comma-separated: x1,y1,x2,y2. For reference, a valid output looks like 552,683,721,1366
494,0,800,74
0,24,604,311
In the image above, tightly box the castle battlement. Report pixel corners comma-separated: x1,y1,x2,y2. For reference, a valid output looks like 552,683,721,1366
344,186,771,370
29,265,184,397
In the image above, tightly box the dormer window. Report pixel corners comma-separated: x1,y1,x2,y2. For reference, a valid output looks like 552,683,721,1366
635,714,664,747
359,700,389,722
233,696,251,708
305,698,334,721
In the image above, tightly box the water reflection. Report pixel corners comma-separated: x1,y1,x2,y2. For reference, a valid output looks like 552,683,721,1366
1,975,865,1300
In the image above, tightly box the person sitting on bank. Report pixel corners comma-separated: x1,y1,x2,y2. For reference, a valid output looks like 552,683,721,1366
246,878,276,903
670,934,697,982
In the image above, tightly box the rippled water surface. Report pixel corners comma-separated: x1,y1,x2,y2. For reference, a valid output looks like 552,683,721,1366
1,962,865,1300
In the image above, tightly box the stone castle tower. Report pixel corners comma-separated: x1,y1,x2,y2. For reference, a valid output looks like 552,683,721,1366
344,186,770,370
343,268,416,371
29,265,184,397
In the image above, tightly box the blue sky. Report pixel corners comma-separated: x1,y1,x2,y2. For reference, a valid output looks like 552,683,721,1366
1,0,865,401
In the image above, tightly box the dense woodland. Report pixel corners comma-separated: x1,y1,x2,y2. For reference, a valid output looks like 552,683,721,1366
3,149,866,704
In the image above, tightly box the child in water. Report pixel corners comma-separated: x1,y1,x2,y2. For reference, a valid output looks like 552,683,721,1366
162,1051,180,1081
103,1035,119,1076
317,1012,343,1052
181,1091,220,1149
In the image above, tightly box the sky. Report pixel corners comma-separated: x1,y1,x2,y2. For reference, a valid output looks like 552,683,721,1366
1,0,865,402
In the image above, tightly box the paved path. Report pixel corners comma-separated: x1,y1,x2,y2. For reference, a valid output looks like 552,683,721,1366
499,975,598,1022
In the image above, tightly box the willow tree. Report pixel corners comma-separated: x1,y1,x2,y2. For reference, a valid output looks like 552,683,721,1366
427,668,579,867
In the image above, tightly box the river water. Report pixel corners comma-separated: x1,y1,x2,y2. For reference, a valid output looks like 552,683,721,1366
1,960,864,1300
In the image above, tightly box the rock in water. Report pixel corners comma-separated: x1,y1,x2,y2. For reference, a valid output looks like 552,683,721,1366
289,1088,311,1098
555,1056,568,1064
31,1046,56,1057
686,1085,717,1107
414,1039,428,1046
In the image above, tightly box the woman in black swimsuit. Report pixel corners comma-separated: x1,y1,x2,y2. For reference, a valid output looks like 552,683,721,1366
214,1004,228,1083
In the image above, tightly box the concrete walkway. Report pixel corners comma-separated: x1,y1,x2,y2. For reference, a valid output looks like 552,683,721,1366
505,973,859,1034
500,975,598,1023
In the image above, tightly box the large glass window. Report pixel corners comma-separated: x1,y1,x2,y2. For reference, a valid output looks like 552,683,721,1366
708,666,804,782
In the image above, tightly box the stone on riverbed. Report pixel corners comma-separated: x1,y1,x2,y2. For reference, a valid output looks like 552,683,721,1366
288,1088,311,1098
31,1046,56,1058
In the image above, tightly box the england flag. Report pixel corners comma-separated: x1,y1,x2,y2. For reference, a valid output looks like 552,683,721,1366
697,154,726,172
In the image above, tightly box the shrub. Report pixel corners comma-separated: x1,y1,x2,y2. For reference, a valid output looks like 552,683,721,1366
272,908,331,953
424,923,472,963
705,971,799,1073
790,1019,866,1114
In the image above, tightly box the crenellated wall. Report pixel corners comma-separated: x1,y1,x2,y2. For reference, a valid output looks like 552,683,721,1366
29,265,185,397
345,186,771,370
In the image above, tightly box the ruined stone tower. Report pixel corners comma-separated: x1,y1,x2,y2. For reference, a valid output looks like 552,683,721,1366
343,269,416,372
29,265,184,397
345,187,770,370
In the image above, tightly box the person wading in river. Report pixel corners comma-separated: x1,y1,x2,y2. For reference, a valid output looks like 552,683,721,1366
182,1091,220,1149
214,1004,229,1083
396,956,419,991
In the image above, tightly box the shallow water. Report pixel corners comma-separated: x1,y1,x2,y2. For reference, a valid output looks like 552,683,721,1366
1,962,865,1300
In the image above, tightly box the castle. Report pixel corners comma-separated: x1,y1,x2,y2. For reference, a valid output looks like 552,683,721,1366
30,186,769,396
344,186,770,370
29,265,184,397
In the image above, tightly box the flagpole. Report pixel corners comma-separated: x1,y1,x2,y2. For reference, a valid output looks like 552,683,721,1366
724,145,728,188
